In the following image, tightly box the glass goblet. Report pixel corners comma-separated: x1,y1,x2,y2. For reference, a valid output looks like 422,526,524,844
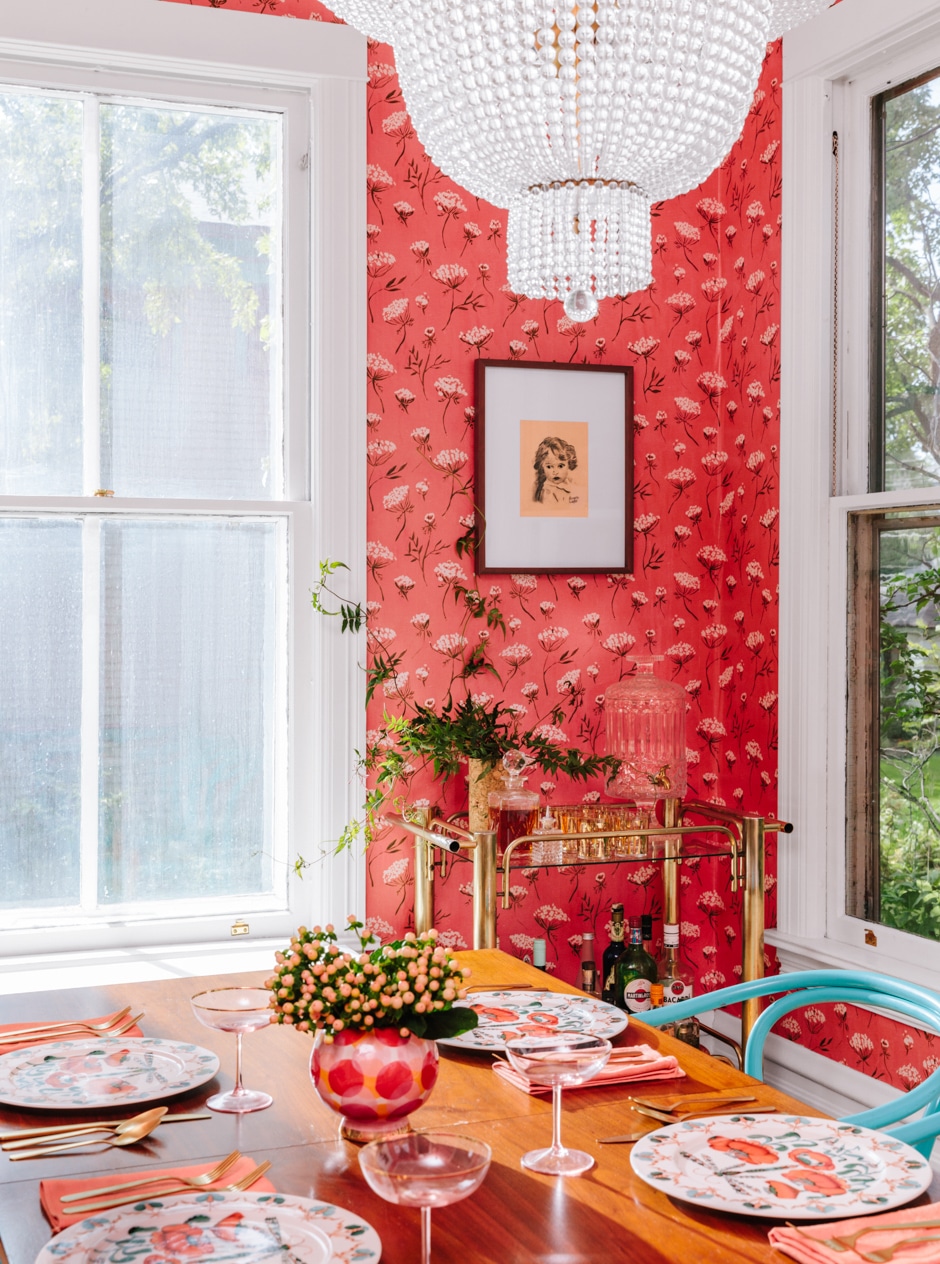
505,1032,611,1175
359,1131,491,1264
190,986,274,1113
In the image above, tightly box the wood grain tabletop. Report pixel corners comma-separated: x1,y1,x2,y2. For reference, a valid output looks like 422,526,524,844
0,949,874,1263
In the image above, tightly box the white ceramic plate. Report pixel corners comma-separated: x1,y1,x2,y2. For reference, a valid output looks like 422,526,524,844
440,989,627,1052
0,1037,220,1109
35,1191,382,1264
630,1113,932,1219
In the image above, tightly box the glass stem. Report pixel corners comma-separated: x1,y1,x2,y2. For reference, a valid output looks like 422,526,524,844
421,1205,432,1264
551,1083,565,1155
234,1031,244,1095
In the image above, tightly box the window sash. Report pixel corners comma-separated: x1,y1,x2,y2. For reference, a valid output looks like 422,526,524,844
0,503,297,933
0,0,367,958
776,0,940,986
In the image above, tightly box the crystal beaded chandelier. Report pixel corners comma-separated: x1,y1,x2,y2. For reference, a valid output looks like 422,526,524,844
331,0,830,320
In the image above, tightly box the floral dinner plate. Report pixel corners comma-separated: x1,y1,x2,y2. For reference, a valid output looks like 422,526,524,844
440,989,627,1052
630,1113,932,1219
34,1191,382,1264
0,1037,220,1110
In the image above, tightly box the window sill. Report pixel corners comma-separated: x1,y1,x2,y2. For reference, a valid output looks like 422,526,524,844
767,929,940,1007
0,938,290,997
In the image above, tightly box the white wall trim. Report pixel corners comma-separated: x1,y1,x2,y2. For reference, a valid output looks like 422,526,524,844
305,69,368,928
0,0,362,86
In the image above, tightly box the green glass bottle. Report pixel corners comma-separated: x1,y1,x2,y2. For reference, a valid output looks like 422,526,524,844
614,915,658,1013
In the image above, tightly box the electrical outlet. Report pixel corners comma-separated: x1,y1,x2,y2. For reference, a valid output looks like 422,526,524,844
231,919,250,937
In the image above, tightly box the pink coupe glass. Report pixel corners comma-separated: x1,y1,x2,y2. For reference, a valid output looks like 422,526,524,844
359,1131,491,1264
190,986,273,1113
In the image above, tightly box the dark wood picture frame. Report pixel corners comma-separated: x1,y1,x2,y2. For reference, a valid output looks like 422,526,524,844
474,359,633,574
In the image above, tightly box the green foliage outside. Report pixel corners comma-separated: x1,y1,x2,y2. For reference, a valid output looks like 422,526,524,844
874,71,940,937
879,530,940,938
882,76,940,489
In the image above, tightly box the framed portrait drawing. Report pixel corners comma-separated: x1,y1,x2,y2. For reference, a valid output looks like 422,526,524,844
474,359,633,574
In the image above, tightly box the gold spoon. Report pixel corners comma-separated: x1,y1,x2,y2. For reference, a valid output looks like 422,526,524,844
8,1107,167,1160
0,1111,208,1143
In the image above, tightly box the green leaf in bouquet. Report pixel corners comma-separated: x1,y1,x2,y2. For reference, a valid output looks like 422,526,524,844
423,1006,480,1040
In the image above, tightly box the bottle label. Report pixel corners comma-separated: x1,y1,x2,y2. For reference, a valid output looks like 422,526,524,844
663,980,693,1004
623,978,653,1012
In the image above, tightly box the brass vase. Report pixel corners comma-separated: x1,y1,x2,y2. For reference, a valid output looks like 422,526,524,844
467,757,501,834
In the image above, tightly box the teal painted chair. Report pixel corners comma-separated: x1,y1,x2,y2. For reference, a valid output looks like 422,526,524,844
640,969,940,1157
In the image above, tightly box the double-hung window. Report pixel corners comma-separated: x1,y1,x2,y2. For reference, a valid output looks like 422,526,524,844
0,0,366,957
778,0,940,984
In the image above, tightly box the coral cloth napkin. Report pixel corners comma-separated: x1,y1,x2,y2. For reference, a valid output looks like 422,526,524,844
768,1201,940,1264
41,1156,276,1231
0,1012,143,1055
493,1043,685,1094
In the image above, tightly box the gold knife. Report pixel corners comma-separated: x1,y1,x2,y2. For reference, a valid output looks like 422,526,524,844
633,1102,778,1124
630,1093,757,1111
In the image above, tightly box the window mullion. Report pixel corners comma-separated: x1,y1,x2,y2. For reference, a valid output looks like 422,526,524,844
79,516,101,913
82,93,100,496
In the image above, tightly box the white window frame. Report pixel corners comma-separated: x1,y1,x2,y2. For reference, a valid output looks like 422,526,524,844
0,0,366,959
776,0,940,986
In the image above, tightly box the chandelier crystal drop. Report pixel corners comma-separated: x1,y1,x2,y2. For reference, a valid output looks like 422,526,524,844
334,0,830,319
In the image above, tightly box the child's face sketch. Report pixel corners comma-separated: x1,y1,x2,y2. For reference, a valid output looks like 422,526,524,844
519,419,588,518
541,452,571,486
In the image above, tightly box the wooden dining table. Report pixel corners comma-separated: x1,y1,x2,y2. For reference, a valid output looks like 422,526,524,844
0,948,911,1263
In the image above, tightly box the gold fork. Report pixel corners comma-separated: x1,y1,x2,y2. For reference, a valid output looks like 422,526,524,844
787,1220,940,1254
0,1012,142,1049
60,1152,242,1203
66,1158,272,1215
0,1007,134,1044
855,1234,940,1263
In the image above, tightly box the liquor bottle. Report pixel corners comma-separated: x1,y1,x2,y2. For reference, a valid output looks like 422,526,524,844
579,932,597,995
532,938,547,971
641,913,654,958
601,903,625,1005
614,915,658,1013
530,807,563,866
488,750,539,856
657,922,700,1047
650,982,664,1008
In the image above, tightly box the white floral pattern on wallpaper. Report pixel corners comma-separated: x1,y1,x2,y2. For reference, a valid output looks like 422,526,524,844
358,36,783,1002
174,0,940,1096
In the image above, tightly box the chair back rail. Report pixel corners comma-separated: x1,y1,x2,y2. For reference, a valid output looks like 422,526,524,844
641,968,940,1156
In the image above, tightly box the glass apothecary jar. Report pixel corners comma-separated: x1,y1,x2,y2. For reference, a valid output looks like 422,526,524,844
604,656,688,805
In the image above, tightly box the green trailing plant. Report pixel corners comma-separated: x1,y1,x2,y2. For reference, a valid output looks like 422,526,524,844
310,559,366,634
387,697,619,786
304,557,620,860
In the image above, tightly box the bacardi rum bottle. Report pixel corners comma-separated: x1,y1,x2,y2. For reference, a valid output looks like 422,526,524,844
657,922,700,1046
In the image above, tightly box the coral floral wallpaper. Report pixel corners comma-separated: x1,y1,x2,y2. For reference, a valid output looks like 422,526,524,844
172,0,940,1098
